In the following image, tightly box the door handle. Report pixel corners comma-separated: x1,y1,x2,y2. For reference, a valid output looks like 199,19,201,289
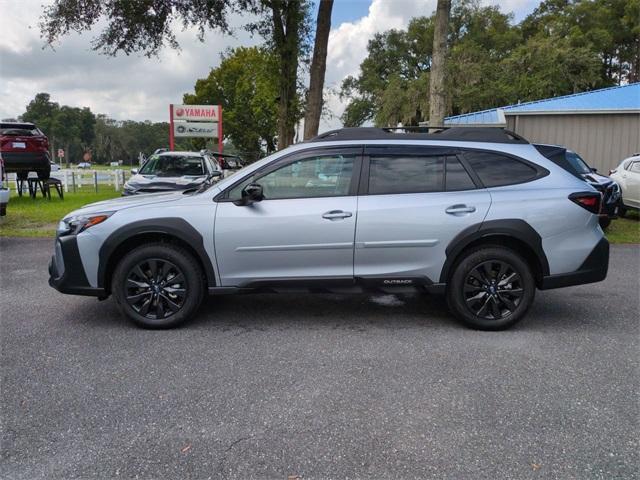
445,204,476,215
322,210,352,220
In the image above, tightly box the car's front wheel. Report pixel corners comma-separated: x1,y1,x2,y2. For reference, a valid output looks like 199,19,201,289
447,247,536,330
112,243,205,328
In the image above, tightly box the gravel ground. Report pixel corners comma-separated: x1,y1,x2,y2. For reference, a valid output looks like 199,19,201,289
1,238,638,479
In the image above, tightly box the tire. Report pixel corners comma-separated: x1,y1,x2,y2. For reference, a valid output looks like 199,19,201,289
112,243,205,328
599,216,611,229
446,247,536,330
617,205,627,218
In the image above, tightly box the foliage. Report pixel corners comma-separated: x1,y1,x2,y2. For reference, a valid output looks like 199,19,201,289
184,47,281,161
21,93,195,166
340,0,634,127
39,0,312,150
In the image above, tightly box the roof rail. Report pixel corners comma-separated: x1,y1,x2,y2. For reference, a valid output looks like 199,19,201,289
309,126,529,144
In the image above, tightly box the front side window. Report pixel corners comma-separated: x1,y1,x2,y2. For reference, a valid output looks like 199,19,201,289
139,155,206,177
368,155,444,194
228,154,355,200
464,151,538,187
630,161,640,173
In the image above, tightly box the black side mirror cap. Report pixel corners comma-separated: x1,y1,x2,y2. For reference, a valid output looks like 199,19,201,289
237,183,264,206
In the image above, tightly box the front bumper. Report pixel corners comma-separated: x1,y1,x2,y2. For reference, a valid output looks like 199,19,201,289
540,237,609,290
48,234,106,297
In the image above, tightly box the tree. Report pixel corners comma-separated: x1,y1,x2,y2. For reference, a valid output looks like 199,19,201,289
184,47,282,161
40,0,311,151
428,0,451,129
22,93,60,159
303,0,333,140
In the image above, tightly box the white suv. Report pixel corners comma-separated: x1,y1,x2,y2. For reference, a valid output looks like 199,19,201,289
49,128,609,330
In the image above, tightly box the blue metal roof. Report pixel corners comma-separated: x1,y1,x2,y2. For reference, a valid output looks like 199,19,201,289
445,83,640,125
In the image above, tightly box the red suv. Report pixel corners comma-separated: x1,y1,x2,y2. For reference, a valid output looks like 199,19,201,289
0,122,51,179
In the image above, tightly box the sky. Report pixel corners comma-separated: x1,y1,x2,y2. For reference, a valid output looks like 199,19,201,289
0,0,540,132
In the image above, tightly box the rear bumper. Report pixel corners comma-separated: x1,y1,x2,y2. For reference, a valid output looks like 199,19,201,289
540,237,609,290
49,235,106,297
2,151,50,172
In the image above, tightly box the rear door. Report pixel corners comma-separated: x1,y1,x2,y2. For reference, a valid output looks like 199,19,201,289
214,147,361,287
354,146,492,284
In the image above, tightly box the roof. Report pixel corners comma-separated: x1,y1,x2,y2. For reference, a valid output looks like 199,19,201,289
446,83,640,125
311,127,528,144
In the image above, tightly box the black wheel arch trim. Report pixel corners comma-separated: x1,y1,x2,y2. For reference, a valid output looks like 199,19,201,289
440,219,550,284
97,218,216,289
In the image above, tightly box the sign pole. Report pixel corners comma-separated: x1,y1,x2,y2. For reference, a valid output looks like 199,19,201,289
217,105,223,154
169,104,175,151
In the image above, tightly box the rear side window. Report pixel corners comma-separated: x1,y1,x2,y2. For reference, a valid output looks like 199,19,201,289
369,156,444,194
464,151,538,187
445,157,476,191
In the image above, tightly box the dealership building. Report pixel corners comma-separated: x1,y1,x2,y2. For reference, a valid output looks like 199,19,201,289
445,83,640,173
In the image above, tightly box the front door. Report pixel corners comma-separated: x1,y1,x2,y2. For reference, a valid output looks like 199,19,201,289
214,148,361,287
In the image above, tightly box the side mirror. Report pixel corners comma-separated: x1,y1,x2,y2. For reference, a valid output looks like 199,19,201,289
591,167,598,173
240,183,264,205
210,171,222,178
130,168,138,175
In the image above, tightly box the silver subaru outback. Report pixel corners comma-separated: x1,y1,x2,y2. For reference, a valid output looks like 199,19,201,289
49,128,609,330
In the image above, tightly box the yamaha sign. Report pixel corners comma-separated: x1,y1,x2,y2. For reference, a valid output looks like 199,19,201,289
169,104,223,152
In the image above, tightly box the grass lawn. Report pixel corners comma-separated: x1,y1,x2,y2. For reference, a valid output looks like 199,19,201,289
0,189,121,238
605,209,640,244
1,188,638,244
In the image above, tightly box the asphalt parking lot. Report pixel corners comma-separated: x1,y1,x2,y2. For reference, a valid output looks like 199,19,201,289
1,237,638,479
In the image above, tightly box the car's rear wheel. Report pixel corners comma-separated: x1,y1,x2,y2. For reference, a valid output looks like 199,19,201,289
112,243,205,328
447,247,535,330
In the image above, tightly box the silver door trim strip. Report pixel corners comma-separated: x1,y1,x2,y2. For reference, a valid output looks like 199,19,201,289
236,242,354,252
356,239,439,248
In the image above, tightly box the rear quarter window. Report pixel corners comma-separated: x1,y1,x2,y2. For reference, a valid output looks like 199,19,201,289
464,151,540,187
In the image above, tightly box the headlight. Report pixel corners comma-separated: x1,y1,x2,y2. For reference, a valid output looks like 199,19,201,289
123,182,137,193
59,211,114,235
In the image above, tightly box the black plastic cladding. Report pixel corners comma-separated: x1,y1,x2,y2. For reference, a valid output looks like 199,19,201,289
309,127,529,144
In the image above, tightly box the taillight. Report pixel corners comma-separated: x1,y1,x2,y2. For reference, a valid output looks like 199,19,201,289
569,192,601,214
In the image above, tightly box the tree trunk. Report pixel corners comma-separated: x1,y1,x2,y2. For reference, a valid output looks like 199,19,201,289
428,0,451,131
303,0,333,140
271,0,303,150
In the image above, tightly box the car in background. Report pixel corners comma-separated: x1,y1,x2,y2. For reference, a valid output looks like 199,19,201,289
0,154,9,216
609,154,640,217
0,122,51,180
214,153,244,171
122,151,222,196
50,162,60,172
534,144,620,228
77,162,92,169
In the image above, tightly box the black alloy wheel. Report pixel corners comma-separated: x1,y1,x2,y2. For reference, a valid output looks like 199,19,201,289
125,258,186,320
463,260,523,320
447,247,535,330
112,243,205,328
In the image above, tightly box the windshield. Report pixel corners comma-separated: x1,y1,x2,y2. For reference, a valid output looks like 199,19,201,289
0,124,40,136
139,155,206,177
565,151,592,174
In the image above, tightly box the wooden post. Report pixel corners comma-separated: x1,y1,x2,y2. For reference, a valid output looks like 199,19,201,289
94,171,98,193
71,172,76,193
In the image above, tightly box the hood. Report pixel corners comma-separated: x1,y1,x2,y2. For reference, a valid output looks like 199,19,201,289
64,191,184,219
126,173,206,191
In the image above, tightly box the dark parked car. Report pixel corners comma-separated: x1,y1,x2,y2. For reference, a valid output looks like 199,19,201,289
0,122,51,180
534,144,620,228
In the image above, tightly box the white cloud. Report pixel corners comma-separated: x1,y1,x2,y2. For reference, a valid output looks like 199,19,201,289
0,0,260,122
